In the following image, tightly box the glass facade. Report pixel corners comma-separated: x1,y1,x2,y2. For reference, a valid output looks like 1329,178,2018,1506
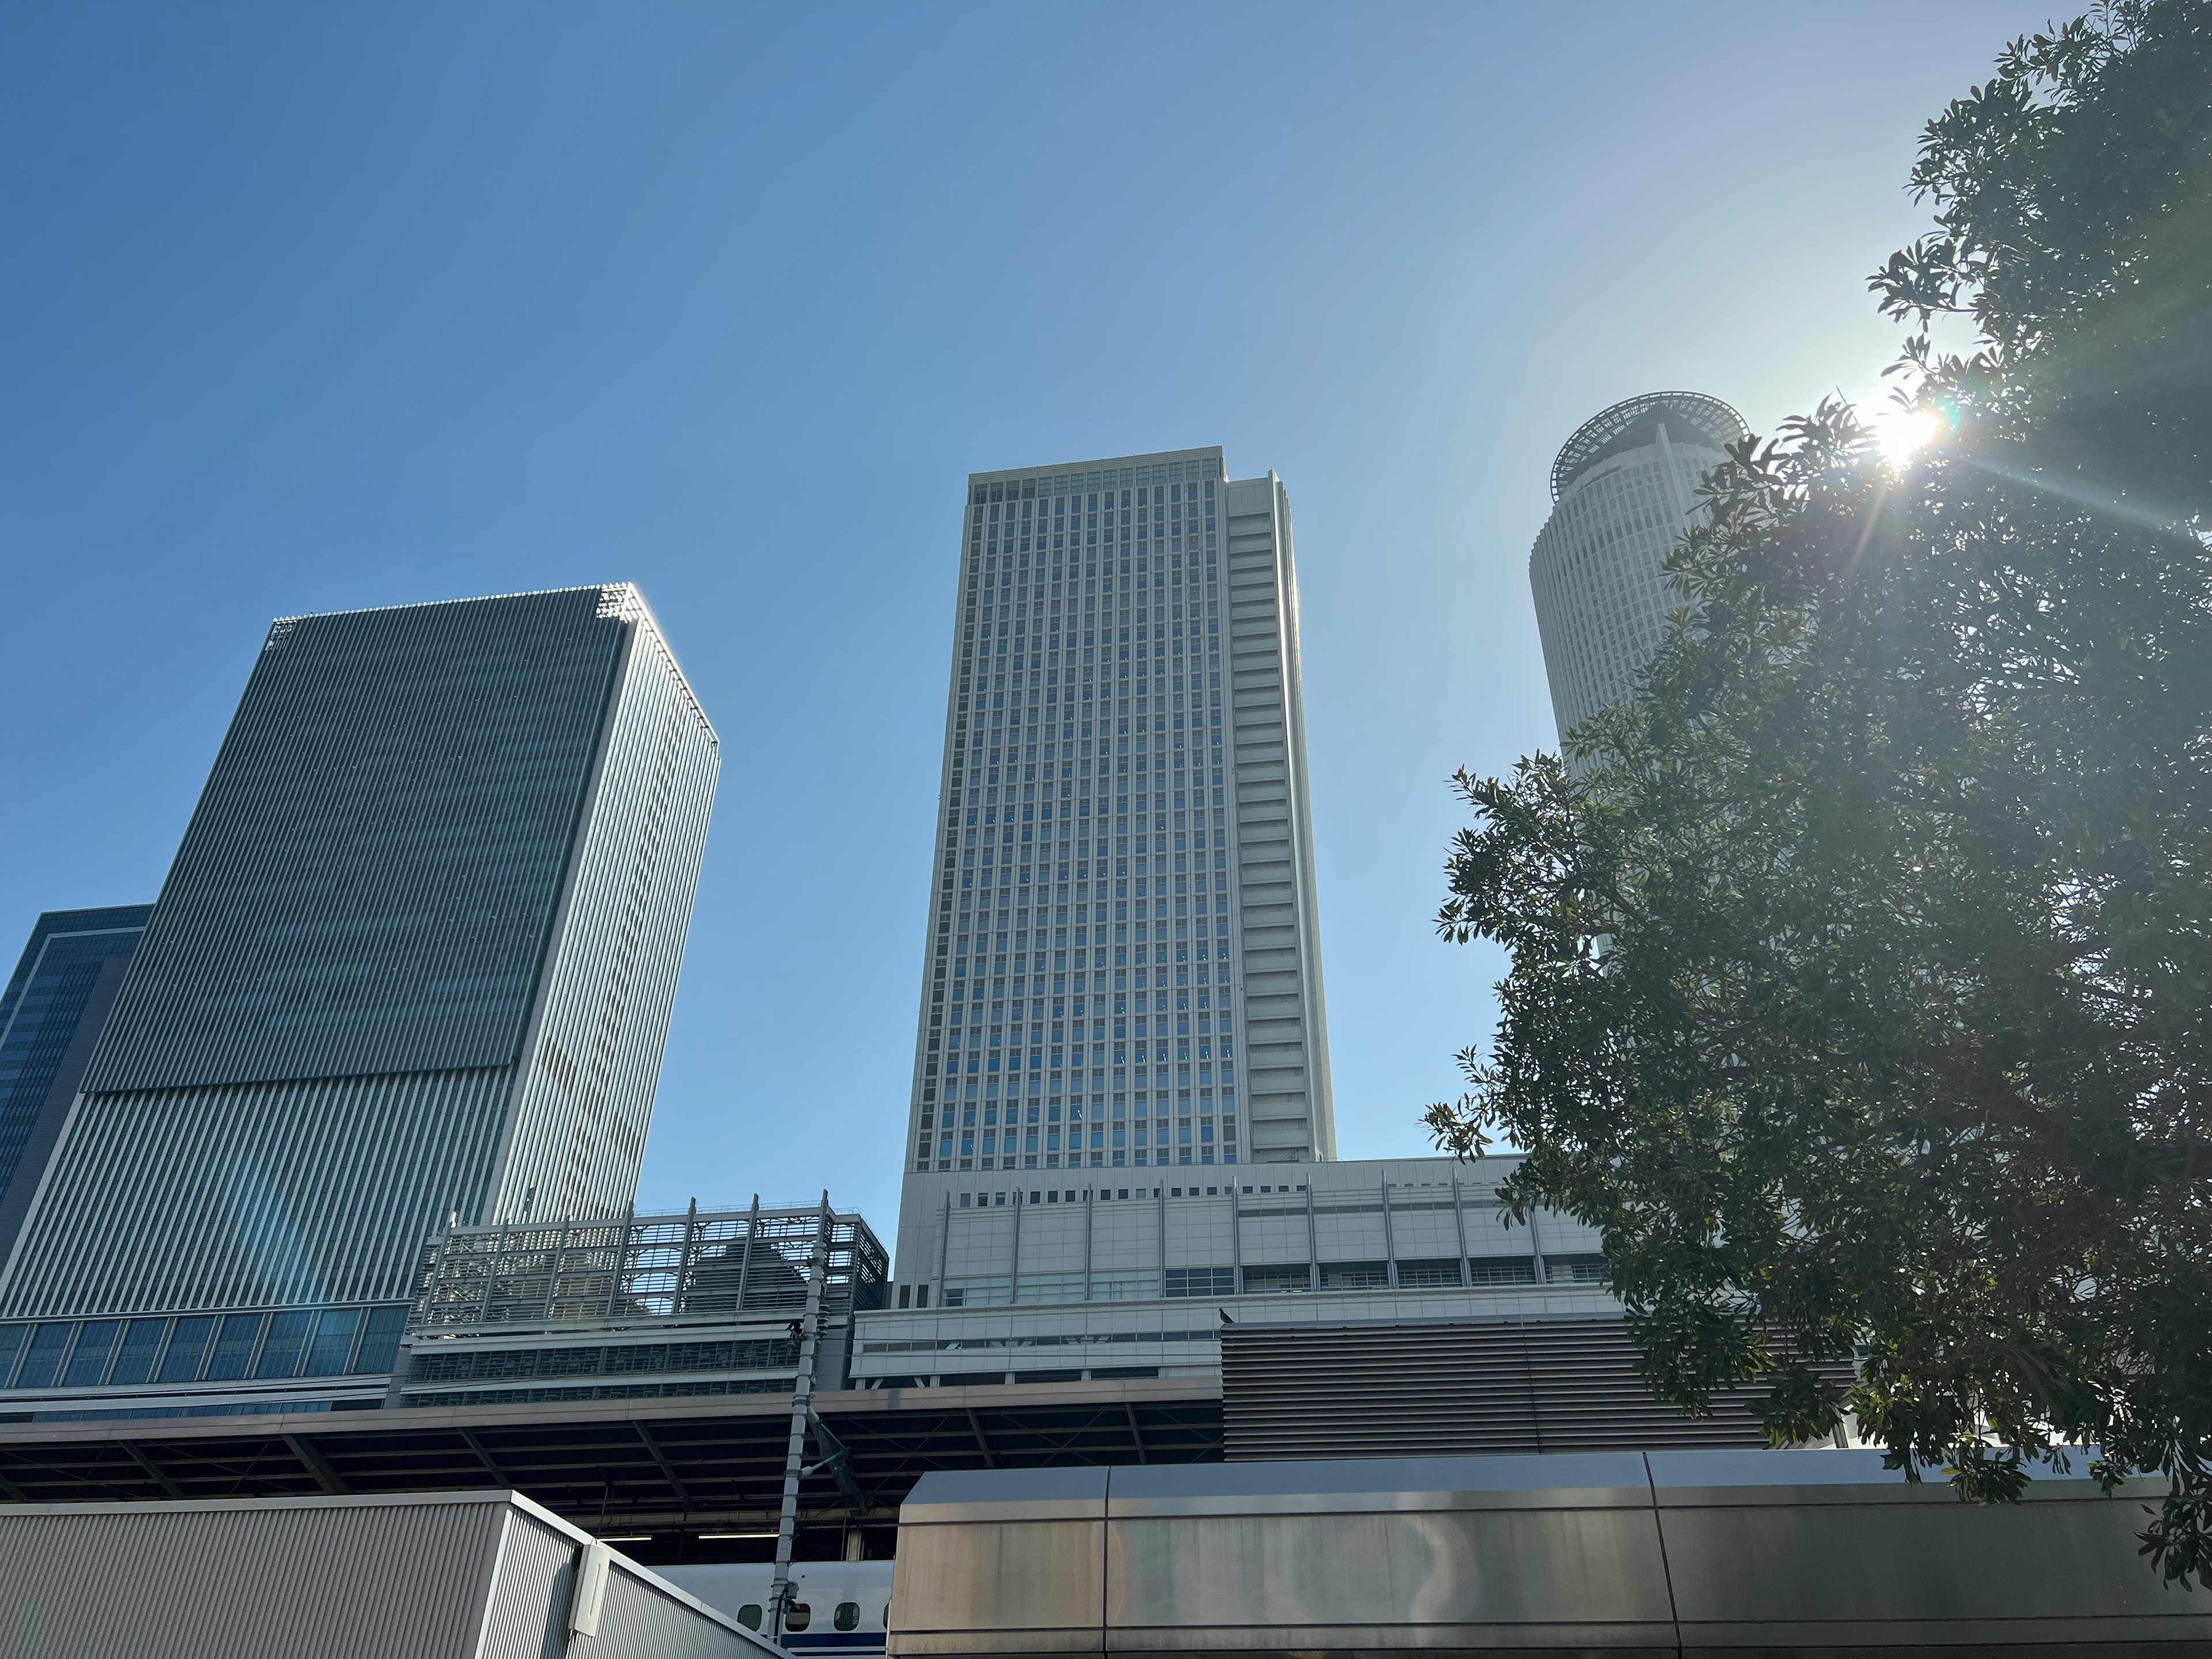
0,1306,404,1392
0,586,719,1344
905,449,1333,1192
82,592,634,1093
0,906,151,1255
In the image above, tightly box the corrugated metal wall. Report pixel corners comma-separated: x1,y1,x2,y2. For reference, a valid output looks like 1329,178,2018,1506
593,1560,776,1659
1221,1316,1855,1460
478,1503,579,1659
0,1490,763,1659
0,1493,508,1659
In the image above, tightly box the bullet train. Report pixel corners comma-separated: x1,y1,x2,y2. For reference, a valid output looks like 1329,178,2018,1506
660,1560,896,1653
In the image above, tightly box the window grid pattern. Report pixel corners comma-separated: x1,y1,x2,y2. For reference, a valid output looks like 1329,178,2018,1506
491,610,721,1226
0,1304,404,1393
1528,400,1746,742
908,447,1332,1181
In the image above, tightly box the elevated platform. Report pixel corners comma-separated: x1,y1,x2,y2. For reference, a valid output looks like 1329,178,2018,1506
0,1377,1222,1559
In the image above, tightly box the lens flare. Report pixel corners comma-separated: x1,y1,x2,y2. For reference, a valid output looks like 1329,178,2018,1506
1876,407,1944,465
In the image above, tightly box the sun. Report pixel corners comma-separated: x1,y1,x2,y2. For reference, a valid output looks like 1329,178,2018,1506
1875,406,1945,465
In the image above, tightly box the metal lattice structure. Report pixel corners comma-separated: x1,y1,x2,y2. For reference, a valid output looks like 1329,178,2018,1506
1548,390,1748,502
410,1202,889,1336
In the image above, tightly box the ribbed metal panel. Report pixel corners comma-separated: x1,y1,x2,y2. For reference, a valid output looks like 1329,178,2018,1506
1221,1317,1855,1461
0,1493,508,1659
84,589,629,1094
476,1505,577,1659
0,1490,763,1659
491,604,720,1225
592,1559,774,1659
1,1068,513,1317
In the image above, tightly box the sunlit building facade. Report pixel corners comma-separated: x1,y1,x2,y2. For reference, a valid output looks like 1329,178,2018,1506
1528,391,1748,740
902,447,1334,1191
0,586,717,1416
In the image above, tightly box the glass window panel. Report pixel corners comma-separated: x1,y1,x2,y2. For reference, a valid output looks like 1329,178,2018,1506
254,1310,314,1378
107,1320,169,1387
0,1325,28,1386
302,1309,360,1377
13,1323,75,1389
351,1306,406,1374
156,1317,215,1383
203,1313,265,1381
62,1320,120,1386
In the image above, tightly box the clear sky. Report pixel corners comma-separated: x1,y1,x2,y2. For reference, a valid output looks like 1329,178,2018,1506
1,2,2054,1231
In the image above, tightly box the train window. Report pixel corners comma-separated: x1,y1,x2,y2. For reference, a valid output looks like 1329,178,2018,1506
786,1603,813,1632
737,1606,763,1631
835,1603,861,1631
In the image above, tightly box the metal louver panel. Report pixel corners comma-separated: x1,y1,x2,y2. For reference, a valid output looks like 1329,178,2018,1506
1,1067,516,1317
84,588,630,1094
1221,1316,1853,1461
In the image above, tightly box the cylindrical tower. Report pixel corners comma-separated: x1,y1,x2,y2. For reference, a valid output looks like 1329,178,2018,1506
1527,391,1748,742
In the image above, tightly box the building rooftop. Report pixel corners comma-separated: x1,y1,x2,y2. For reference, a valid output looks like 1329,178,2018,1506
1550,391,1748,501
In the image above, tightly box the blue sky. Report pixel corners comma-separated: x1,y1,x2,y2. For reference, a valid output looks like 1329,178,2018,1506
0,2,2053,1230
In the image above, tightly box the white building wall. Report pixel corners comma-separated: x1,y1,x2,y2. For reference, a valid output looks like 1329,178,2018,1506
1528,395,1748,743
901,448,1335,1226
867,1155,1616,1380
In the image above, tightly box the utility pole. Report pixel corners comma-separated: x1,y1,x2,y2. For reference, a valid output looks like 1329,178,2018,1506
769,1193,833,1643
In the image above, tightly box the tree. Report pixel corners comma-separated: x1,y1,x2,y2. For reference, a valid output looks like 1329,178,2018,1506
1429,0,2212,1580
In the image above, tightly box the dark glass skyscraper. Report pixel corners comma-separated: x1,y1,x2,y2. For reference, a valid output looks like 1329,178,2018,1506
0,587,717,1408
0,907,153,1256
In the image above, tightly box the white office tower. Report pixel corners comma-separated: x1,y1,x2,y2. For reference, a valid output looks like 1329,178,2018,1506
1528,392,1748,741
904,446,1334,1192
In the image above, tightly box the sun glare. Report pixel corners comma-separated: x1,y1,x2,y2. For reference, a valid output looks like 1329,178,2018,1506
1876,407,1944,465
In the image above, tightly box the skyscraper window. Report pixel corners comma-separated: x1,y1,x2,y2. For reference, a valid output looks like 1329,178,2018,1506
0,587,718,1341
1528,392,1748,741
910,451,1328,1194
